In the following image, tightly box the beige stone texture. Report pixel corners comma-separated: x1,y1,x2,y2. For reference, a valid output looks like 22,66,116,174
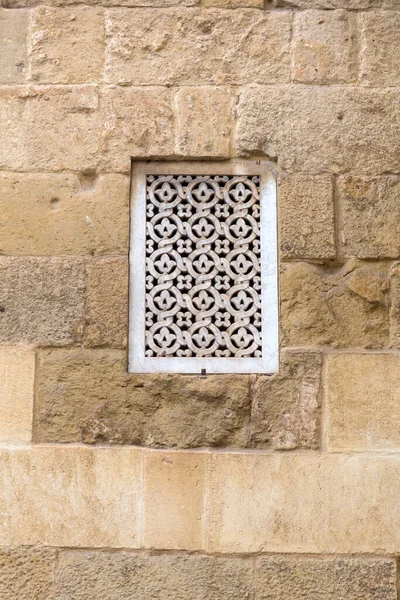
0,258,85,346
55,551,253,599
84,257,128,348
30,7,105,84
254,557,397,600
202,0,263,7
143,451,206,549
0,347,34,443
272,0,383,6
236,86,400,175
338,176,400,259
100,87,175,172
361,12,400,87
326,353,400,451
0,546,56,600
0,172,129,256
0,446,141,547
0,9,28,83
279,174,335,259
105,9,291,85
175,87,234,158
0,86,100,172
292,10,357,84
280,260,390,348
390,262,400,347
251,351,321,450
6,0,198,6
35,349,251,447
208,453,400,553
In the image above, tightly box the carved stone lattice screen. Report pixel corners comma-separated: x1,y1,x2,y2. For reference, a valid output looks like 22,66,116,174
129,161,278,374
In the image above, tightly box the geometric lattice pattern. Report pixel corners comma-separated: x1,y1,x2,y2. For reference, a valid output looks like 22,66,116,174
145,175,262,358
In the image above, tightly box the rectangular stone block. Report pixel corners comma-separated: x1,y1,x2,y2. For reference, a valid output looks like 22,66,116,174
203,0,263,6
254,557,397,600
105,8,291,85
361,12,400,86
280,260,389,348
337,176,400,259
29,7,105,84
390,262,400,347
0,446,142,547
0,172,129,256
143,451,206,549
237,86,400,175
251,350,321,450
0,546,56,600
35,349,251,447
208,453,400,553
0,86,100,172
0,9,28,83
0,347,34,443
292,10,357,84
279,174,335,259
0,257,85,346
326,353,400,451
6,0,197,6
272,0,382,6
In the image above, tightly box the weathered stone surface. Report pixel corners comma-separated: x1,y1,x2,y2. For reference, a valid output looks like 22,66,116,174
0,546,56,600
0,347,34,443
0,9,28,83
143,452,206,549
361,12,400,87
237,86,400,175
84,258,128,348
175,87,234,158
105,9,291,85
279,174,335,259
55,551,253,599
0,172,129,256
251,351,321,450
208,453,400,553
326,353,400,451
0,446,141,547
292,10,357,84
30,7,105,84
272,0,383,6
338,176,400,259
0,258,85,346
6,0,197,6
390,262,400,347
35,349,251,447
0,86,100,172
254,557,397,600
280,260,390,348
203,0,263,7
100,87,175,172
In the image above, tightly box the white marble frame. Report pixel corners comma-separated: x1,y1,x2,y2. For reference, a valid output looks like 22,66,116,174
129,160,279,374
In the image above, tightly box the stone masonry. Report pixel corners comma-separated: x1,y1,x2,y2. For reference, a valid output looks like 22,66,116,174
0,0,399,596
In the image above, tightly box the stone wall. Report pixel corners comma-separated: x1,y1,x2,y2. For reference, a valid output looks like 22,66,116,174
0,0,399,595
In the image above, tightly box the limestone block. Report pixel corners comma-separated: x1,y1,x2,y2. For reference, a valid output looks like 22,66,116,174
30,7,105,84
6,0,198,6
0,546,56,600
35,349,251,447
0,446,142,547
326,353,400,451
0,86,100,172
84,257,128,348
203,0,263,7
207,453,400,553
279,174,335,259
143,451,206,549
175,87,234,158
0,258,85,346
361,12,400,86
390,262,400,347
55,551,253,599
254,557,397,600
236,85,400,175
292,10,357,84
0,347,34,443
251,351,321,450
0,9,28,83
105,8,291,85
280,260,390,348
0,173,129,256
272,0,382,6
337,176,400,259
100,87,175,172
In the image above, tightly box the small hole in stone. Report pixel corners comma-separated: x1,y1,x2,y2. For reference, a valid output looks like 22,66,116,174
50,197,60,210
